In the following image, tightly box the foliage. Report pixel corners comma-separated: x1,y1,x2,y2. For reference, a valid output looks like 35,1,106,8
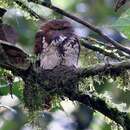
111,8,130,39
1,0,130,130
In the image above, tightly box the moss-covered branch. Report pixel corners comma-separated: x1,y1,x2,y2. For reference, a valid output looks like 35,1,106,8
81,39,124,61
1,40,130,128
20,65,130,130
68,93,130,130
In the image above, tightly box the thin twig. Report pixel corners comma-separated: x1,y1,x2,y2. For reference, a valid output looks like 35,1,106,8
82,36,115,49
14,0,46,20
81,39,124,61
17,0,130,56
27,1,130,55
83,37,130,59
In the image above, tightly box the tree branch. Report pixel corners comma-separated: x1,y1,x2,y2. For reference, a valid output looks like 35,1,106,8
82,37,130,59
27,0,130,55
79,60,130,78
80,39,124,61
14,0,46,20
82,36,115,49
68,93,130,130
2,40,130,79
21,65,130,130
1,40,130,128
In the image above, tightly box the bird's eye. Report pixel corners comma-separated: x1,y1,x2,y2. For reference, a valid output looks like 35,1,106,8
58,27,67,30
54,26,68,31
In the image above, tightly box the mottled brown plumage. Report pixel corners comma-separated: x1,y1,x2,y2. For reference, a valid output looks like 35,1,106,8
34,19,80,70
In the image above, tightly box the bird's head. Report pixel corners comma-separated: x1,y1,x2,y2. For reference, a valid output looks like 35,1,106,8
34,19,74,54
40,19,74,43
40,19,73,33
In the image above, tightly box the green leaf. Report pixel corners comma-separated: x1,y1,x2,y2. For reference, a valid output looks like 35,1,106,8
111,9,130,39
0,81,23,100
12,81,23,100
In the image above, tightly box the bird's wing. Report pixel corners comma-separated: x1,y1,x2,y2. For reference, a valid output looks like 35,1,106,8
61,35,80,67
34,30,45,55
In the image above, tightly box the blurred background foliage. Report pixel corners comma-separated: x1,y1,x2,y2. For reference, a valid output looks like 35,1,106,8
1,0,130,130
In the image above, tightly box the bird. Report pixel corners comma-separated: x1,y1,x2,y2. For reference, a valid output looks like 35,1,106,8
34,19,80,70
